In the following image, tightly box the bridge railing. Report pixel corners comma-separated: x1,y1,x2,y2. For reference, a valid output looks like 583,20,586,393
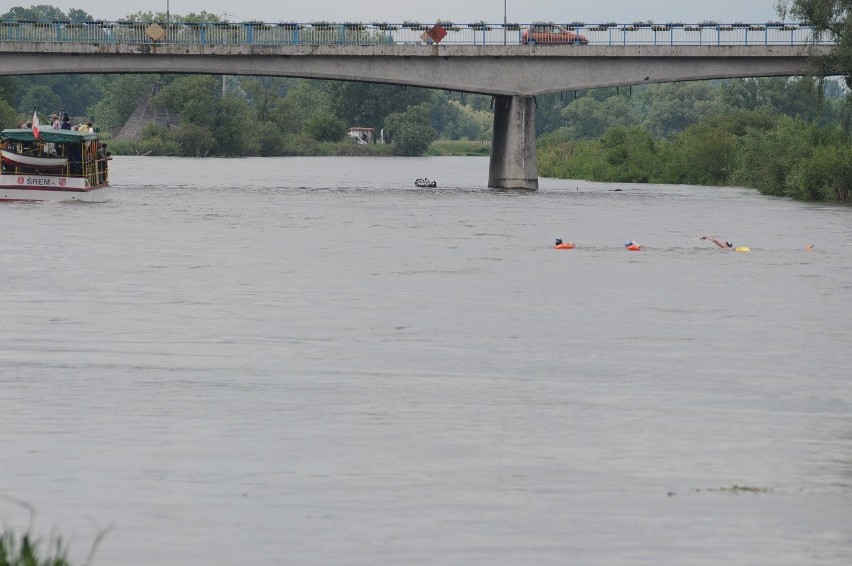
0,20,834,47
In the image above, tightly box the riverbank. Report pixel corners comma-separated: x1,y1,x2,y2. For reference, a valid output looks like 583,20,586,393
108,138,491,158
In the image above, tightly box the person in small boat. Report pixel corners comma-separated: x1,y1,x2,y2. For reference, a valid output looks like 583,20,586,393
700,236,733,249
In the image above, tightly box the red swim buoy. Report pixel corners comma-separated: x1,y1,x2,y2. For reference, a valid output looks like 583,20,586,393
554,243,575,249
626,244,641,251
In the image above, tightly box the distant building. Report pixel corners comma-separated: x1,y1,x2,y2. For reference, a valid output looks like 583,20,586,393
347,127,375,144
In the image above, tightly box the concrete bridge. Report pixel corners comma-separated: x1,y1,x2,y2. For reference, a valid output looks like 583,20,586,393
0,21,835,189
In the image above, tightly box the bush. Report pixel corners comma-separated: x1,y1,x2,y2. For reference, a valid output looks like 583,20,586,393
788,145,852,200
304,112,347,142
172,122,217,156
384,103,438,156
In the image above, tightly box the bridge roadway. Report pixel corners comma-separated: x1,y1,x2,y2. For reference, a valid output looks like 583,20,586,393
0,42,833,189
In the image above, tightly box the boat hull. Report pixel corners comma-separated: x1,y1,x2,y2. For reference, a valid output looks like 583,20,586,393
0,174,108,202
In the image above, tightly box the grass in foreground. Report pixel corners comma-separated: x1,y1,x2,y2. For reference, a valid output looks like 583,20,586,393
0,530,70,566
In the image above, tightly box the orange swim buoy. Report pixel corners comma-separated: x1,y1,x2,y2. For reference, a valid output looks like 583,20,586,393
554,242,575,249
626,244,641,251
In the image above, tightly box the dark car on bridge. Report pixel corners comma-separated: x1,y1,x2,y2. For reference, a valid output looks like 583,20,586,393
521,24,588,45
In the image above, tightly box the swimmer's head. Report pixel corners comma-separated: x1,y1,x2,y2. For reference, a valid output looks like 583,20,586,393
725,241,733,248
555,238,563,245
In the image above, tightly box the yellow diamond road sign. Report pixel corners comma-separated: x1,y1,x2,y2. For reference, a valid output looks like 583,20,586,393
146,23,166,41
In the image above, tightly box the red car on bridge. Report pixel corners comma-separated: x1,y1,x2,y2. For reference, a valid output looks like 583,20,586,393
521,24,588,45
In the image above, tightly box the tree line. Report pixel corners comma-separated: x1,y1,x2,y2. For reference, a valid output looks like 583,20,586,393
537,77,852,201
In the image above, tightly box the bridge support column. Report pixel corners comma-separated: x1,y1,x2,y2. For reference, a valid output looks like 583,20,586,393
488,94,538,190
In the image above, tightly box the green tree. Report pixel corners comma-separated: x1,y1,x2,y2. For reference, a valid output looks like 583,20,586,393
599,126,656,182
304,111,347,142
0,100,18,128
89,75,160,131
214,96,259,155
777,0,852,84
639,82,727,138
120,11,221,23
2,5,67,20
136,123,179,155
281,80,331,127
788,143,852,200
67,9,93,23
663,123,735,185
323,82,432,129
0,77,21,104
172,123,216,156
384,102,438,156
14,75,103,119
561,95,638,139
430,92,464,138
17,85,62,115
153,75,218,128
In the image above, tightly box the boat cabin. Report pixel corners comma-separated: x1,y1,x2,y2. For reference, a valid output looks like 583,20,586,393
1,128,109,187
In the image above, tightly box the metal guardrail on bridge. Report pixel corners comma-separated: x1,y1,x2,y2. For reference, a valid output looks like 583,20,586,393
0,20,834,47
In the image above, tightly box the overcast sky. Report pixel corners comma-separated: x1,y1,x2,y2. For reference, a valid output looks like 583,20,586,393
24,0,786,25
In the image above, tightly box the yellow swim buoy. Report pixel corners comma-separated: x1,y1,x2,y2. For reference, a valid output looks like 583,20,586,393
735,247,750,253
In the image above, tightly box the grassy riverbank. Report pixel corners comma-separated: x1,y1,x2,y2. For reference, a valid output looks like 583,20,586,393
426,140,491,156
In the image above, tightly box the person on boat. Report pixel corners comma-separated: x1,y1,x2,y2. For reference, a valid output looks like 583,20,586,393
96,143,111,183
60,113,72,130
50,113,60,129
700,236,733,249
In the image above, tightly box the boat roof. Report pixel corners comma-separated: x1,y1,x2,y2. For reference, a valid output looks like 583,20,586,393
0,128,101,143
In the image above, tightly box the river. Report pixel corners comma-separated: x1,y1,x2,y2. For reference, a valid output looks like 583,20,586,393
1,156,851,565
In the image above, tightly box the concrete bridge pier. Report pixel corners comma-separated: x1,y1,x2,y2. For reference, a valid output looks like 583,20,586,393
488,94,538,190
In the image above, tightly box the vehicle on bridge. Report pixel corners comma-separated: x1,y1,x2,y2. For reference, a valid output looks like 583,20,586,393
1,127,110,201
521,24,588,45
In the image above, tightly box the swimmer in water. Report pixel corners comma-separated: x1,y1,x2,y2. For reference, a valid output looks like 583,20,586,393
700,236,733,249
803,244,814,252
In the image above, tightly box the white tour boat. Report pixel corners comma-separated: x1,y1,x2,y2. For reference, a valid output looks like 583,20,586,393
1,128,110,202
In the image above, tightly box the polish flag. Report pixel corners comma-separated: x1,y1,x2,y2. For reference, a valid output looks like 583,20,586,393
32,110,40,139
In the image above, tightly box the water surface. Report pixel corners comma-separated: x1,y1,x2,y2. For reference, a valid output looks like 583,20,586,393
1,156,851,565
